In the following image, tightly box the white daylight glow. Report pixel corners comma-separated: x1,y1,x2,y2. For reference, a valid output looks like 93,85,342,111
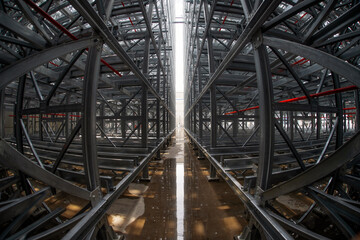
169,0,185,127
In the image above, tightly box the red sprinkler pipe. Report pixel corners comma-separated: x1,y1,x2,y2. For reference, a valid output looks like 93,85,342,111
224,85,358,115
121,2,137,32
343,107,356,111
278,57,309,74
24,0,122,78
294,12,308,24
49,61,59,67
219,0,234,31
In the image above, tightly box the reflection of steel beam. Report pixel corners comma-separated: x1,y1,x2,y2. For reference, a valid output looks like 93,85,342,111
184,129,292,240
64,129,175,239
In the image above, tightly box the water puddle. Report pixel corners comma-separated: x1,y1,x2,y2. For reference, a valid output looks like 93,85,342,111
176,127,185,239
107,183,148,233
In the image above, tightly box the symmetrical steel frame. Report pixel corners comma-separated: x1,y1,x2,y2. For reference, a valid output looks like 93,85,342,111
0,0,175,239
185,0,360,239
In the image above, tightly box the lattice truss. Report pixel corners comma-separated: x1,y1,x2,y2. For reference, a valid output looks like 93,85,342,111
185,0,360,239
0,0,175,239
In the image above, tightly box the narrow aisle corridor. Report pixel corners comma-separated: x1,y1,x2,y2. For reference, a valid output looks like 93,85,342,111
113,128,246,239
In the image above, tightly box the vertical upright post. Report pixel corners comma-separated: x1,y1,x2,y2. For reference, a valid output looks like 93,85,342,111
311,112,315,136
332,73,343,148
328,73,343,195
141,1,154,180
100,102,105,138
82,40,102,203
233,99,238,138
65,95,70,138
156,12,161,156
121,99,126,138
316,112,321,139
355,90,360,131
254,108,259,129
204,1,218,180
289,111,294,140
210,85,217,149
0,89,4,138
15,77,25,150
253,35,274,192
343,100,347,133
166,82,169,134
15,76,31,194
141,86,148,148
39,114,43,141
197,38,203,140
163,79,166,136
156,62,161,159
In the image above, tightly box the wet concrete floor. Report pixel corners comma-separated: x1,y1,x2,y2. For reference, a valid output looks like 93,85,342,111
110,128,247,239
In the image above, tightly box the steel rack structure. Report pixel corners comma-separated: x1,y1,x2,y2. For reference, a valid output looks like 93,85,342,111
185,0,360,239
0,0,175,239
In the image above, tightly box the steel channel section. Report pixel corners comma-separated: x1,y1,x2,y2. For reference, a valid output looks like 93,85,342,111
356,90,360,131
0,89,4,138
253,40,275,191
82,42,102,195
63,130,175,240
184,129,292,240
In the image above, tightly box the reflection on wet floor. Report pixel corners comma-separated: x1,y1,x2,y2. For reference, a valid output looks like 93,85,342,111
175,128,185,239
110,128,246,239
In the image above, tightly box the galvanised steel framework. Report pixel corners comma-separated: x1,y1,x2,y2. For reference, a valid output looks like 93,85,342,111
185,0,360,239
0,0,175,239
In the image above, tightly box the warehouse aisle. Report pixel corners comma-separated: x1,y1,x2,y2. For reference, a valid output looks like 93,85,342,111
111,128,246,239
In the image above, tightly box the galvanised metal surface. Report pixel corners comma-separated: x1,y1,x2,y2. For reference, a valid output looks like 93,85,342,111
0,0,175,239
185,0,360,239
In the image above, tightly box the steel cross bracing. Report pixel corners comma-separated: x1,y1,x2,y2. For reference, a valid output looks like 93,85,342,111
185,0,360,239
0,0,175,239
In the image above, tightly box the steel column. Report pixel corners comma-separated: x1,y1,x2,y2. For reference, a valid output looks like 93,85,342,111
82,41,102,196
